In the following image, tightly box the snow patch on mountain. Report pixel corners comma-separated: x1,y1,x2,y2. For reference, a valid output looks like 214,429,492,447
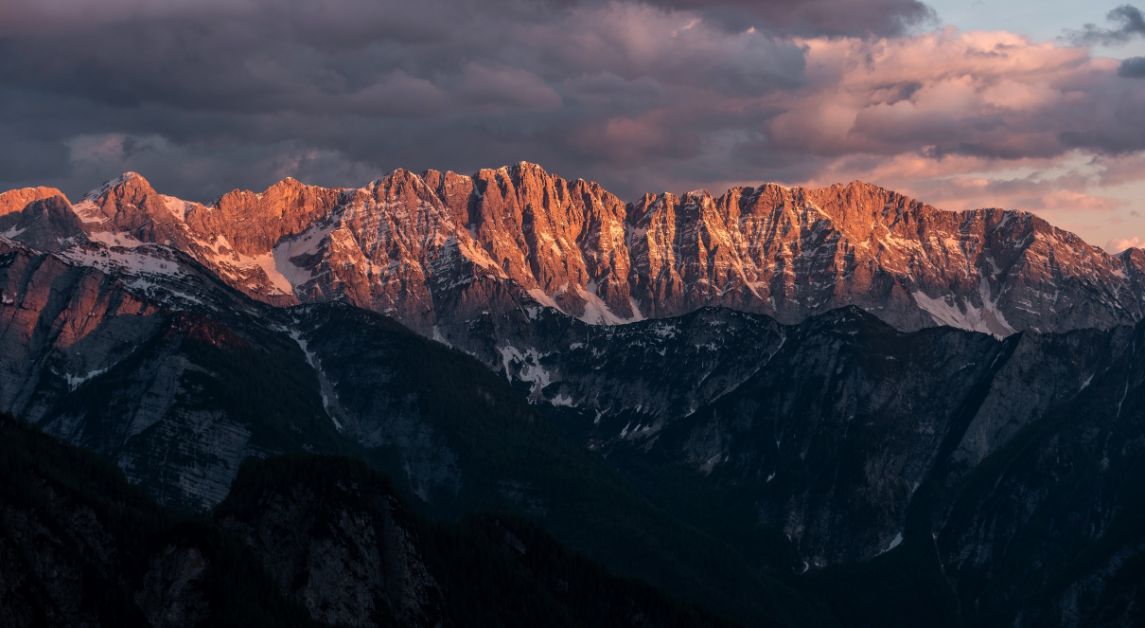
254,253,293,294
88,231,145,248
59,245,187,278
287,328,343,431
525,288,563,312
63,366,111,391
70,199,103,224
576,285,629,325
272,222,335,289
912,277,1014,338
160,195,189,221
549,393,576,407
876,532,904,556
200,235,293,295
498,345,555,399
123,277,205,308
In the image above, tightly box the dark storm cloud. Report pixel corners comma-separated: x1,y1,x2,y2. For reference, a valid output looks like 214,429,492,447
1120,56,1145,77
3,0,1145,209
0,0,815,199
636,0,936,36
1069,4,1145,46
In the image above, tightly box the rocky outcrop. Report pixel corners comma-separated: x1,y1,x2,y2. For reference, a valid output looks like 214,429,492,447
217,457,444,627
0,186,67,217
0,416,308,628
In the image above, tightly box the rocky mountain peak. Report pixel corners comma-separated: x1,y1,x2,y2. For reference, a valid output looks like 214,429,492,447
373,167,438,200
1121,246,1145,268
0,186,69,217
69,171,192,248
200,177,343,255
86,171,155,203
1,195,87,250
799,180,926,238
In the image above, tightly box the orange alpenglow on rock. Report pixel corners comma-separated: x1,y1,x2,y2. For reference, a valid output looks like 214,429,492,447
3,162,1144,338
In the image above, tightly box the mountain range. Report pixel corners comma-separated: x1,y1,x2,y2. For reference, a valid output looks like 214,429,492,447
4,162,1143,339
3,163,1145,626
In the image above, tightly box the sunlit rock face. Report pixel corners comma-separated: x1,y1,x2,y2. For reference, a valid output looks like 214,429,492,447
5,162,1143,339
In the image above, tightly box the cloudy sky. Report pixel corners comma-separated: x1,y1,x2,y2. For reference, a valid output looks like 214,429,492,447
2,0,1145,250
